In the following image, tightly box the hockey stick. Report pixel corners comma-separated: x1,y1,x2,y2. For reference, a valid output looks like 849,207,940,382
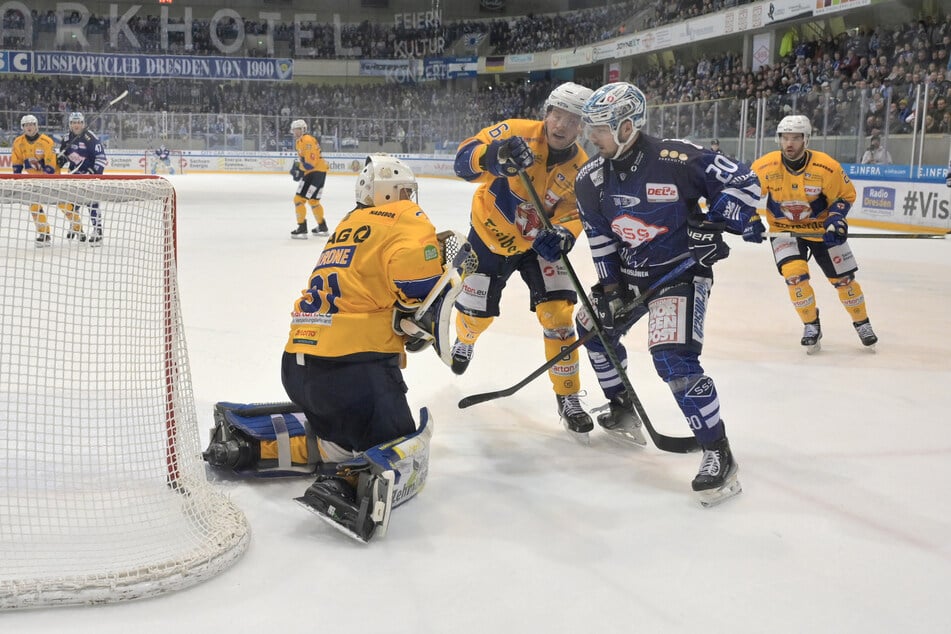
515,168,699,454
458,256,696,409
768,231,947,239
61,91,130,174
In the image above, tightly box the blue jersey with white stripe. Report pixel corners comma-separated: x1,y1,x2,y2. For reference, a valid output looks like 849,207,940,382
61,129,107,175
575,133,760,290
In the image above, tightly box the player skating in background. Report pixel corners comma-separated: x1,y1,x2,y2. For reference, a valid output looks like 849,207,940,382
288,119,330,239
750,115,877,353
574,82,763,506
449,82,596,438
10,114,67,247
58,111,107,244
151,145,176,174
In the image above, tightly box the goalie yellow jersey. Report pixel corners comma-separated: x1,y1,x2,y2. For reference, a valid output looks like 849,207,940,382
455,119,586,256
285,199,443,359
11,133,59,174
295,133,329,174
751,149,856,240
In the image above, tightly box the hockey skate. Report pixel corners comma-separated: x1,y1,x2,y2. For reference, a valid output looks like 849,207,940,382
594,391,647,448
557,393,593,444
295,468,396,544
449,340,473,375
88,228,103,246
290,222,308,239
853,319,878,348
311,220,329,237
801,312,822,354
66,230,87,242
692,436,741,508
35,234,51,248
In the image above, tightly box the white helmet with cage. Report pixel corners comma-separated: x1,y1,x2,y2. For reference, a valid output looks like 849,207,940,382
69,112,85,124
355,154,417,207
582,82,648,158
776,114,811,147
545,82,593,117
20,114,39,130
290,119,307,133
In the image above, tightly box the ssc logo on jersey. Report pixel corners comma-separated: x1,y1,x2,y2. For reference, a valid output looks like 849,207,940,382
645,183,678,202
611,214,668,247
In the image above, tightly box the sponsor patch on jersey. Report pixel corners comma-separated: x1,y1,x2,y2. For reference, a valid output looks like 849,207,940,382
647,296,687,347
544,189,559,208
610,194,641,208
314,246,356,269
423,245,439,261
611,214,668,247
645,183,678,202
804,186,822,197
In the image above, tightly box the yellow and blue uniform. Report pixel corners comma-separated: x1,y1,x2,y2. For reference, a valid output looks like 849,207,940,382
293,133,329,225
453,118,587,397
751,149,869,324
10,132,82,237
282,199,444,453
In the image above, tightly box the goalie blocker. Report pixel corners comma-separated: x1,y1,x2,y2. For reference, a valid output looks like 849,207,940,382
203,402,433,543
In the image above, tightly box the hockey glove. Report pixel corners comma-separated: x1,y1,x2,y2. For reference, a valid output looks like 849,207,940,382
483,136,534,178
56,153,68,169
687,215,730,268
392,301,432,352
290,161,303,182
532,226,575,262
822,209,848,246
742,214,766,243
591,283,627,336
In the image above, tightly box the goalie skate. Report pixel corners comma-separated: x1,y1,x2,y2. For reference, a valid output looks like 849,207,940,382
593,392,647,448
295,470,395,544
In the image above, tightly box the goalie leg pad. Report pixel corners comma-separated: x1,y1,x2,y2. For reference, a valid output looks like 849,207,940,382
295,407,433,542
203,401,320,477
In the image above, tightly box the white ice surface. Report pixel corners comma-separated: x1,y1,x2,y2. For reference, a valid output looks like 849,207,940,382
8,173,951,633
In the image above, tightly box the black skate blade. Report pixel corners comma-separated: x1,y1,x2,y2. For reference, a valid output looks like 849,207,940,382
294,496,370,544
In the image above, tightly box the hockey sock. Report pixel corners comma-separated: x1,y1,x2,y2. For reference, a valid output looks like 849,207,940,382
785,277,817,323
294,195,308,223
831,276,868,322
669,374,724,447
311,201,325,224
30,204,49,232
455,312,493,345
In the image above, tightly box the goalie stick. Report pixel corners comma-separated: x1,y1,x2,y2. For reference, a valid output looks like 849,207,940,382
513,167,699,454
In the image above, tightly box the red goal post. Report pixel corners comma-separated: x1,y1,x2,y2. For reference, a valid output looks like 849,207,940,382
0,175,248,609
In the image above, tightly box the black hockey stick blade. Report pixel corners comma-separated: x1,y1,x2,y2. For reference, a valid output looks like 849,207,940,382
768,231,948,239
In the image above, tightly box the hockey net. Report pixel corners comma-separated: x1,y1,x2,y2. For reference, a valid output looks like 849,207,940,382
144,149,186,175
0,175,249,609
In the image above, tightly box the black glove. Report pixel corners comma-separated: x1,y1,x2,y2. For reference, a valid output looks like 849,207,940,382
687,215,730,267
290,161,303,182
591,283,626,335
56,154,68,169
483,136,534,177
532,226,575,262
392,301,432,352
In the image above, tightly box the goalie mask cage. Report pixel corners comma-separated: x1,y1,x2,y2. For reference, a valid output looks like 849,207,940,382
0,175,249,610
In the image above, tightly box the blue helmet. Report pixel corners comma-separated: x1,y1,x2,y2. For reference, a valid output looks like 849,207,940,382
582,82,647,157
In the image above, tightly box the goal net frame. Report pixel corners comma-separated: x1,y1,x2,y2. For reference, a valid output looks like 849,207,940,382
0,174,249,610
144,149,187,175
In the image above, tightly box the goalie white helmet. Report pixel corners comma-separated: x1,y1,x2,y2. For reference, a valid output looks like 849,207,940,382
582,82,647,158
290,119,307,133
776,115,812,147
20,114,38,130
355,154,417,207
545,82,593,117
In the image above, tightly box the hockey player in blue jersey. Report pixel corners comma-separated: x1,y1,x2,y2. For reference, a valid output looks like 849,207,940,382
152,145,176,174
58,111,107,243
573,82,764,506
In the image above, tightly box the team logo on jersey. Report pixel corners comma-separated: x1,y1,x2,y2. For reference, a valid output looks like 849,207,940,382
645,183,678,202
610,194,641,209
611,214,668,247
515,202,543,239
779,201,812,221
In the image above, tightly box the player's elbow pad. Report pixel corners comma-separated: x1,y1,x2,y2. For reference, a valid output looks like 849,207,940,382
453,142,482,181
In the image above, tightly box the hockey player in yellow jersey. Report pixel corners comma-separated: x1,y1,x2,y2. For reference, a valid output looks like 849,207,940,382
288,119,330,239
450,81,594,437
10,114,82,247
750,114,878,352
281,154,473,541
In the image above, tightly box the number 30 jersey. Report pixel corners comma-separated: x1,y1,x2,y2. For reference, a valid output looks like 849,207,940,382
285,200,444,359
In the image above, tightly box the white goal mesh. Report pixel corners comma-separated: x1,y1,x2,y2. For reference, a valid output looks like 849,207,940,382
0,175,249,610
144,150,186,175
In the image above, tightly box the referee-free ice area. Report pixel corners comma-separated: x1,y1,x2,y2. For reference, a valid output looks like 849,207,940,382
11,173,951,633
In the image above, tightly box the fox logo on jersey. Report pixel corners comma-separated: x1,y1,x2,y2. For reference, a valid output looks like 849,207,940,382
780,201,812,221
612,214,668,247
515,202,543,239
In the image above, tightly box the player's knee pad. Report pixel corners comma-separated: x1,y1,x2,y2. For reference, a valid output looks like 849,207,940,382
203,401,319,477
780,260,811,286
293,194,308,208
829,273,855,288
456,311,493,344
651,349,703,384
536,300,574,336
